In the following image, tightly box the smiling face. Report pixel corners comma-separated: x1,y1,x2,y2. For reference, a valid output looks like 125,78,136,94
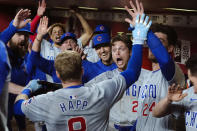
50,26,64,45
95,44,112,65
112,41,130,72
60,38,77,51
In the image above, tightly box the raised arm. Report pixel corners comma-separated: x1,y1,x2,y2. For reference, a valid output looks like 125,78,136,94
125,0,176,82
30,0,46,35
0,9,31,44
152,84,187,117
70,10,93,47
121,14,152,87
146,31,175,81
27,16,54,75
125,0,144,28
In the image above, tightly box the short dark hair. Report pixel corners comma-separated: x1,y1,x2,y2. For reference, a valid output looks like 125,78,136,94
186,54,197,76
111,34,132,51
150,23,178,46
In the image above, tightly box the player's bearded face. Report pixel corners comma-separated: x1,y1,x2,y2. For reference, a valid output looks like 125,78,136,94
96,45,112,65
112,41,130,72
50,26,64,45
148,32,169,63
188,70,197,94
9,32,28,58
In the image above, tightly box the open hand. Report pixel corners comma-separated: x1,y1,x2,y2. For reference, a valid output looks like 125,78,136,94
167,84,188,102
13,9,31,29
125,0,144,28
37,16,48,36
37,0,46,16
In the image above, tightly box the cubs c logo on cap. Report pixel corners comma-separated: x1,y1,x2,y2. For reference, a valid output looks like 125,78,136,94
97,36,102,41
100,26,104,31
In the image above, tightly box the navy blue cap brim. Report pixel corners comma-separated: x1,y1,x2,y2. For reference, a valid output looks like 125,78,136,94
61,36,77,44
17,30,34,35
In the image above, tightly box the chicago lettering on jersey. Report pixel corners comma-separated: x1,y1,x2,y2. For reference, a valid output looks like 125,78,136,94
185,111,197,129
59,100,88,112
125,84,140,97
139,84,157,99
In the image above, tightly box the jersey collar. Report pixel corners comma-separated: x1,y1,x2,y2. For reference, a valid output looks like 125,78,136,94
65,84,83,89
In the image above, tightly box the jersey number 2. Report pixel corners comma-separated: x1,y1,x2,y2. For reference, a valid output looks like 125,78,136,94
68,117,86,131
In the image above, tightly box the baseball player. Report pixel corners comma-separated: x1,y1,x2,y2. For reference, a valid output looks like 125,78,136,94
28,16,117,83
85,34,150,131
152,54,197,131
0,9,31,131
14,13,151,131
125,0,185,130
80,24,110,63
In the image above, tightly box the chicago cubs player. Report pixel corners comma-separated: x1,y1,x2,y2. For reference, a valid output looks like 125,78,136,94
0,9,31,131
153,54,197,131
14,14,151,131
28,16,117,83
125,0,185,131
85,34,149,131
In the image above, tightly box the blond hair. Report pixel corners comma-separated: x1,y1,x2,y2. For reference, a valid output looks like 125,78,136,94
54,50,82,81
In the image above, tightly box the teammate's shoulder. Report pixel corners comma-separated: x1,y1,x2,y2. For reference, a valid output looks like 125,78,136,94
183,86,195,93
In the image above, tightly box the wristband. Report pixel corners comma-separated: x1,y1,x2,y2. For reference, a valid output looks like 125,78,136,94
21,88,31,97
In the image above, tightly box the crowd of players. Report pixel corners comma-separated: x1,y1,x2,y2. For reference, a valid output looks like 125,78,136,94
0,0,197,131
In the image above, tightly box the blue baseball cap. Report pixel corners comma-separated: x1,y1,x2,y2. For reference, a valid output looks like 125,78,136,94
60,32,77,44
17,22,33,35
10,20,33,35
93,33,111,48
94,24,110,34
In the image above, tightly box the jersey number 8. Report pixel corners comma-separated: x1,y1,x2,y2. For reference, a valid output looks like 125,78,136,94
68,116,86,131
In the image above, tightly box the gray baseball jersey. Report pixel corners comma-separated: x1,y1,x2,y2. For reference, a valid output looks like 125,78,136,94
171,86,197,131
40,39,61,82
77,38,100,63
86,68,149,129
21,75,127,131
136,63,185,131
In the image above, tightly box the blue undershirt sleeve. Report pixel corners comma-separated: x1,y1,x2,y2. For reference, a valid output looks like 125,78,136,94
14,99,25,116
121,45,143,87
0,23,17,44
29,50,55,75
147,31,175,81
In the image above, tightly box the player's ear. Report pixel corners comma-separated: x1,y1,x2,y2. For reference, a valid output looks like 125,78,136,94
81,67,84,76
56,71,61,80
168,45,174,53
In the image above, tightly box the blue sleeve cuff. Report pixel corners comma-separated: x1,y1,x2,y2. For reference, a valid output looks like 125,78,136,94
14,99,25,116
21,88,31,97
